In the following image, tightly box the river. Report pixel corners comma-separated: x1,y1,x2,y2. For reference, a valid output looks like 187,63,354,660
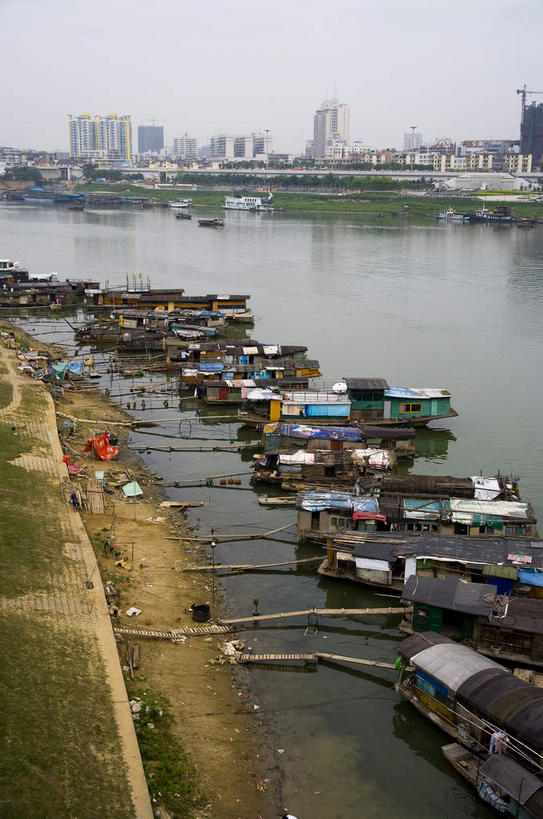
3,201,543,817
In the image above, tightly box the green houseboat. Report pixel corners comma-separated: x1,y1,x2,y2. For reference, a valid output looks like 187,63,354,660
344,378,457,426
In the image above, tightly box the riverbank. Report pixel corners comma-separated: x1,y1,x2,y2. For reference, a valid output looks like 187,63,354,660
1,320,280,818
0,333,151,818
74,182,543,219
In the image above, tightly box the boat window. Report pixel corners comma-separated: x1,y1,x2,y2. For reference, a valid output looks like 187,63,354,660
399,403,422,413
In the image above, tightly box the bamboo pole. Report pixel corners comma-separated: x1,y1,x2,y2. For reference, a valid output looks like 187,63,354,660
165,522,295,544
220,606,409,624
181,556,322,571
315,653,412,671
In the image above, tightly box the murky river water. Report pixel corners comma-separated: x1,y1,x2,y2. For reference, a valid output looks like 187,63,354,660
3,202,543,817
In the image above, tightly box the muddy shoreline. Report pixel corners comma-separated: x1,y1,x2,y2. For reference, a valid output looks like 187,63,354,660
3,317,283,818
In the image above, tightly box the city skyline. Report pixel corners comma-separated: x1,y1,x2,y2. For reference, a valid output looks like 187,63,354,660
2,0,542,153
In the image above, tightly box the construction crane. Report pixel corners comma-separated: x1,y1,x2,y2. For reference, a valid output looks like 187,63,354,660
516,85,543,126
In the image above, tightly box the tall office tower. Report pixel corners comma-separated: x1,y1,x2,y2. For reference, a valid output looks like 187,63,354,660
521,103,543,161
137,125,164,153
68,114,132,160
313,98,350,159
172,134,198,160
403,130,423,151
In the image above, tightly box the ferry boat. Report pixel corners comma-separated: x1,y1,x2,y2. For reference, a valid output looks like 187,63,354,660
224,194,273,211
471,205,514,223
169,198,193,209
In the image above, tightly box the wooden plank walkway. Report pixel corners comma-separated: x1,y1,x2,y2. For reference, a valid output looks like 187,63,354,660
113,624,239,640
238,653,318,666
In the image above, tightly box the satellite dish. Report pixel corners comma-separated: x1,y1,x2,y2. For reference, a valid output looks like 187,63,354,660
332,381,347,393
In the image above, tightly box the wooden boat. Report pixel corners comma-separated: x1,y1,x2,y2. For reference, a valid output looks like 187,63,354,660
258,496,297,507
175,212,192,220
396,635,543,817
199,218,224,228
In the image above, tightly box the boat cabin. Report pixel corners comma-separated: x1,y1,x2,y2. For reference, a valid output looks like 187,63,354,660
263,422,416,455
401,575,543,668
317,532,543,592
344,378,456,426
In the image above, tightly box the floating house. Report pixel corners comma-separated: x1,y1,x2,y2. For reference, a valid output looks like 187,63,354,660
317,532,543,592
252,446,395,490
401,575,543,668
344,378,457,426
262,422,416,455
396,633,543,816
97,290,253,320
297,477,531,542
200,378,310,404
239,390,351,427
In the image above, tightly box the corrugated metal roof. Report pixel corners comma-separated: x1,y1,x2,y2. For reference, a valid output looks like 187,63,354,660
402,576,496,616
449,498,529,520
409,641,505,693
489,598,543,635
480,756,543,805
344,377,389,390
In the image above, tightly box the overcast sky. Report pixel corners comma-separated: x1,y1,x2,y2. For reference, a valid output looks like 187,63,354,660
2,0,542,153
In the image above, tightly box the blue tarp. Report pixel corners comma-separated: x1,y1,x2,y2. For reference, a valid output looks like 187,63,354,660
279,423,362,441
518,569,543,587
198,362,224,372
306,404,350,417
385,387,423,399
352,497,380,514
299,491,355,512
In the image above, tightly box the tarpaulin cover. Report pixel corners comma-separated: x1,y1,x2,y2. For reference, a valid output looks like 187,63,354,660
279,450,315,465
352,497,385,521
352,448,392,470
83,431,119,461
471,476,502,500
198,362,224,372
306,404,350,417
299,491,354,512
279,424,362,441
404,498,442,520
518,569,543,587
246,388,281,401
122,481,143,497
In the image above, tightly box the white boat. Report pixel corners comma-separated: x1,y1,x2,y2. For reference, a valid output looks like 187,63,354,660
224,194,273,211
169,198,193,209
437,208,469,222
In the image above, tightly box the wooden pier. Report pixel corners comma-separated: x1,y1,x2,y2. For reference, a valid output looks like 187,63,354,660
113,624,239,640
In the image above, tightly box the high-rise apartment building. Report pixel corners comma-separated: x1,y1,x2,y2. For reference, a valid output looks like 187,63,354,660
137,125,164,154
403,131,422,151
521,103,543,161
172,134,198,160
68,114,132,160
210,132,271,161
313,98,350,159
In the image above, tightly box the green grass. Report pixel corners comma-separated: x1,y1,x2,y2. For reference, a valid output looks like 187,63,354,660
126,684,205,818
0,614,134,818
74,182,543,218
0,362,11,408
0,388,67,598
0,377,135,816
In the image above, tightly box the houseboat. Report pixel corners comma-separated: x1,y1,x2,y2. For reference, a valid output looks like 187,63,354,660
224,194,273,211
317,532,543,593
401,575,543,669
262,422,416,456
169,198,193,209
239,389,351,428
297,478,534,544
97,291,253,321
396,633,543,815
200,378,310,404
344,378,457,426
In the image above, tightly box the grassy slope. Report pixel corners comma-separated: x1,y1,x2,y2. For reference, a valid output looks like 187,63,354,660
75,182,543,219
0,384,134,818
